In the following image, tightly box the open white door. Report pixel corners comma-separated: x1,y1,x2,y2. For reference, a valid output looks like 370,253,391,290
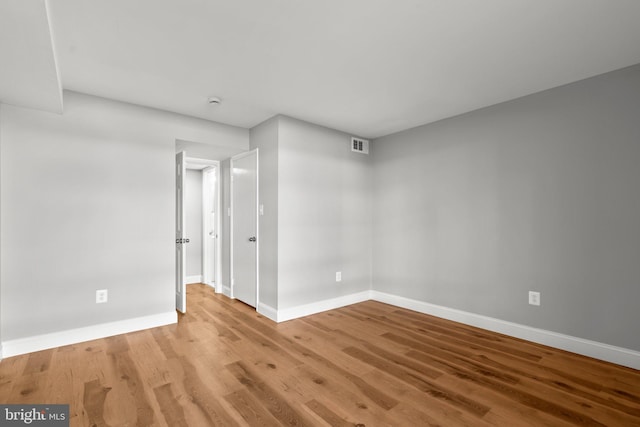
231,149,259,307
176,151,187,313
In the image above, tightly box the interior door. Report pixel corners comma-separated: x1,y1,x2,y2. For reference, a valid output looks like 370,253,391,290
231,150,258,307
176,151,187,313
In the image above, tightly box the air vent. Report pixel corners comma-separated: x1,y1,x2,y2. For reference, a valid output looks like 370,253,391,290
351,137,369,154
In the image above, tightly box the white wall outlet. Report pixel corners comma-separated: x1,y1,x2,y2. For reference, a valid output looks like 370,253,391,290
96,289,108,304
528,291,540,306
336,272,342,282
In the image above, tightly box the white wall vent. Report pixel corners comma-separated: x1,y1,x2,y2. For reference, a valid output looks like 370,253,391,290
351,137,369,154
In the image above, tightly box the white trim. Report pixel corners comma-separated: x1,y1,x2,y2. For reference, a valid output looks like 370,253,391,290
254,289,640,369
222,285,232,298
229,156,235,300
257,302,278,322
1,311,177,358
275,291,371,323
3,288,638,369
185,157,218,170
369,291,640,370
185,275,203,284
203,282,217,291
255,149,260,313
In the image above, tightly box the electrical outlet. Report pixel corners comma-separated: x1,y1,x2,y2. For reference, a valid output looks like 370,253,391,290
336,272,342,282
96,289,108,304
528,291,540,306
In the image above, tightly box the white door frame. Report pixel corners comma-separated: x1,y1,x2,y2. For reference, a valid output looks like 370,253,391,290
201,164,222,292
230,149,259,308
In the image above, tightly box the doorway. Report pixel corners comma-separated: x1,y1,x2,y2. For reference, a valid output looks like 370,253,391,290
175,152,221,313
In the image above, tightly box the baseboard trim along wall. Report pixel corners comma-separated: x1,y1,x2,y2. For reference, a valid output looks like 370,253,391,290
3,290,638,369
202,281,217,291
370,290,640,370
1,311,177,358
258,291,371,323
185,275,203,284
254,289,640,369
257,302,278,322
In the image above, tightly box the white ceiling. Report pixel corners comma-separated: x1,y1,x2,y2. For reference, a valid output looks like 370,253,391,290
0,0,62,113
3,1,640,138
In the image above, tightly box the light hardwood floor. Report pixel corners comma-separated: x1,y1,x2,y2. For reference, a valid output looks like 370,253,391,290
1,284,639,426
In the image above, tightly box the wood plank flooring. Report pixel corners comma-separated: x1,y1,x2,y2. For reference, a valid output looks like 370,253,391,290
1,284,639,426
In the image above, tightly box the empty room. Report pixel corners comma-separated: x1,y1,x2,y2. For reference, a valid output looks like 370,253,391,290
1,1,640,426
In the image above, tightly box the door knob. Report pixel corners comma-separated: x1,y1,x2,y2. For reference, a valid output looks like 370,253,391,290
248,236,256,242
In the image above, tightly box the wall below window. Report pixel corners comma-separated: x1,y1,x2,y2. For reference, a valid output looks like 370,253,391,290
372,64,640,353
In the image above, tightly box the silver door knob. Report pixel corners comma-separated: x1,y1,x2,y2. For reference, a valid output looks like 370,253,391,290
248,236,256,242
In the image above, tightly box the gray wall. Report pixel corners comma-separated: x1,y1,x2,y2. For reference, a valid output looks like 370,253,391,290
176,139,245,161
0,91,249,341
185,169,203,278
249,117,280,309
372,64,640,351
0,106,2,355
250,117,279,308
277,116,372,309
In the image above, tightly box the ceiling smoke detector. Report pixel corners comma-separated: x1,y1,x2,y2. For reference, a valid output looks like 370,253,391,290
208,96,221,105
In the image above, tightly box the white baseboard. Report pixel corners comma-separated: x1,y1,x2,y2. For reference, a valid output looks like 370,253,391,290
273,291,371,323
1,311,177,358
202,281,216,291
4,289,637,370
257,302,278,322
185,275,202,284
222,285,231,298
214,282,224,294
370,290,640,370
